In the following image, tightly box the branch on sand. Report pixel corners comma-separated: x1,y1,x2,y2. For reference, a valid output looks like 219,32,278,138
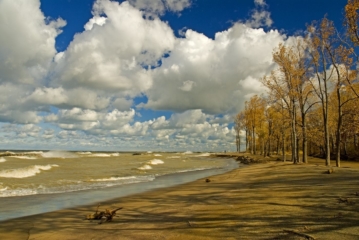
85,204,123,224
283,229,316,240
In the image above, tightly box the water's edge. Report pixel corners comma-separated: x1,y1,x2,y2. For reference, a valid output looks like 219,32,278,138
0,159,239,221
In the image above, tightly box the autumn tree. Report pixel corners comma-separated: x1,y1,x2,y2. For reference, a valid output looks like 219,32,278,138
308,16,358,167
307,18,335,166
234,112,245,152
244,95,266,155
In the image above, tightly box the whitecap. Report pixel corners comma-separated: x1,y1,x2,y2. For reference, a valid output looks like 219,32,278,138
0,157,6,163
90,176,137,182
11,156,37,160
147,159,164,165
167,156,180,159
154,154,162,156
78,151,92,155
183,151,193,155
42,151,78,158
0,164,59,178
91,153,111,157
25,151,43,154
138,164,152,170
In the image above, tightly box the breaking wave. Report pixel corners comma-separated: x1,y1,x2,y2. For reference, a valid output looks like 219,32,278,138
11,156,37,160
91,176,137,182
183,151,193,155
138,164,152,170
147,159,164,165
42,151,78,159
78,151,92,155
0,158,6,163
0,165,59,178
91,153,119,157
90,175,154,183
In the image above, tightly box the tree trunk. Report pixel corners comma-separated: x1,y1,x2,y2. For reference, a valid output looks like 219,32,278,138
253,126,256,155
246,129,249,153
335,88,342,168
324,114,330,166
302,114,308,163
239,135,241,153
297,137,300,163
276,136,280,154
291,104,298,164
282,131,286,162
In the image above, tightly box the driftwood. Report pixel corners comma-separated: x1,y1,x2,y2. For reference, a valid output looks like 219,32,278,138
236,156,264,164
86,204,123,224
338,197,354,205
283,229,316,240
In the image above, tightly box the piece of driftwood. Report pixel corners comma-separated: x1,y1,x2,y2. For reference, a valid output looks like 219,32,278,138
338,197,355,205
187,220,193,227
86,204,123,224
283,229,315,240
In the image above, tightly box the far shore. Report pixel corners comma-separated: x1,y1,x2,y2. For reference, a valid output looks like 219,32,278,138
1,153,359,239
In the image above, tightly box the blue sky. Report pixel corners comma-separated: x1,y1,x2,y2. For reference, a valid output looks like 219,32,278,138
0,0,348,151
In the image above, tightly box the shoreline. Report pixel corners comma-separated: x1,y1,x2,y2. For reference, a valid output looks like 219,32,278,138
0,157,239,221
1,154,359,239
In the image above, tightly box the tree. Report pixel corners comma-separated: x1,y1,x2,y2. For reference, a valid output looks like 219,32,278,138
234,112,245,152
308,17,357,167
307,17,336,166
244,95,266,155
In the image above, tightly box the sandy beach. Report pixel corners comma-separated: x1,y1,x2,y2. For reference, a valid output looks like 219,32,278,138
1,153,359,240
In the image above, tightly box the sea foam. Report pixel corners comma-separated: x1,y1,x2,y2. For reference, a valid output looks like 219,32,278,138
91,176,137,182
0,158,6,163
138,164,152,170
42,151,78,158
78,151,92,155
183,151,193,155
11,156,37,160
0,164,59,178
148,159,164,165
91,153,112,157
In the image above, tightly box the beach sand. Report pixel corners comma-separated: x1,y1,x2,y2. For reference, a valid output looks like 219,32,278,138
1,153,359,240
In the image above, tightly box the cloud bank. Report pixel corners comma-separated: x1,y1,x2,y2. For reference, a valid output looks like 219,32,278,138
0,0,287,151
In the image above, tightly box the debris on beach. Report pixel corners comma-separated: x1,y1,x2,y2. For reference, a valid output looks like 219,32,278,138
85,204,123,224
236,156,265,164
282,229,316,240
337,197,354,205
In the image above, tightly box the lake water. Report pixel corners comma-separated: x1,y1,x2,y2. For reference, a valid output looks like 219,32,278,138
0,151,238,221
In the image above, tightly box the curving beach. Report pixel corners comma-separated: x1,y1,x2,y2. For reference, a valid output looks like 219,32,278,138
1,153,359,239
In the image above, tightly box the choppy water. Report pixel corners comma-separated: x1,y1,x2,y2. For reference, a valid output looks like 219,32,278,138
0,151,234,198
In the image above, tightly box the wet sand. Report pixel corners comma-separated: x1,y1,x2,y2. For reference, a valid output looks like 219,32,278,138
1,153,359,240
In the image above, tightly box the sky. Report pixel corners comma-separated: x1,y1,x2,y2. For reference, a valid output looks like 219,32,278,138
0,0,348,151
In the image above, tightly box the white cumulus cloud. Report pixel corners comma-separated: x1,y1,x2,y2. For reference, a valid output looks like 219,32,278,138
143,24,285,114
